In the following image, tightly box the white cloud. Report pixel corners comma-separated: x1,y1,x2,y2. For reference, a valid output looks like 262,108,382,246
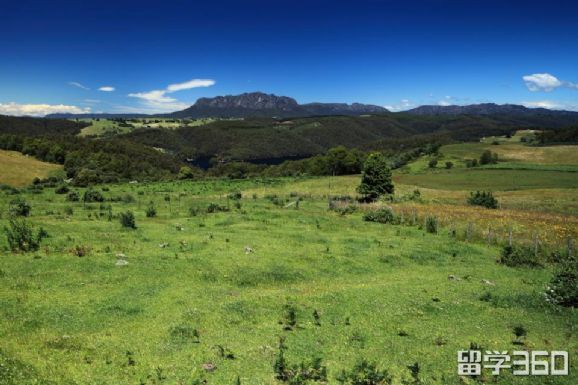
384,99,415,112
523,73,563,92
128,78,215,113
68,81,90,90
98,86,115,92
166,79,215,92
437,96,453,106
521,100,578,111
0,102,90,117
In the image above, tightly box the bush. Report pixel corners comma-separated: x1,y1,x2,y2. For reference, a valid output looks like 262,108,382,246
363,208,396,224
480,150,498,165
499,245,543,268
119,211,136,229
64,206,74,216
228,191,242,200
428,158,438,168
445,161,454,169
66,191,80,201
122,194,135,203
146,204,157,218
83,188,104,203
546,258,578,307
8,198,31,217
425,216,438,234
207,203,229,213
336,359,392,385
467,191,498,209
55,185,70,194
4,218,47,252
466,158,478,168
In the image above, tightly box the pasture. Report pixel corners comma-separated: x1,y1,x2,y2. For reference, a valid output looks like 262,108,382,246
1,141,577,384
0,150,62,187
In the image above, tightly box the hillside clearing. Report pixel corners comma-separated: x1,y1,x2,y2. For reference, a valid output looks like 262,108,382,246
0,149,61,187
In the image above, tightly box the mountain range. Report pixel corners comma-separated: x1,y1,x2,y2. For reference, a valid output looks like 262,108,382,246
45,92,578,119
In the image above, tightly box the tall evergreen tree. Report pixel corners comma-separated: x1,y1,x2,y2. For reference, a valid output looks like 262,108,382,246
357,152,394,201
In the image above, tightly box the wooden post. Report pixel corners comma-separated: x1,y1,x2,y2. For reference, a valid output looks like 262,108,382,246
508,226,513,247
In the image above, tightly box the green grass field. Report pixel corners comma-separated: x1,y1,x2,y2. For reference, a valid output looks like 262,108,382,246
78,118,217,137
1,141,577,384
1,176,577,385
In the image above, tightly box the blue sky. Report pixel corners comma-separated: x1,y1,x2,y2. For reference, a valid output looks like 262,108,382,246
1,0,577,115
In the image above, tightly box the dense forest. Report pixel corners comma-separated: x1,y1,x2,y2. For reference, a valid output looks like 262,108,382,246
1,113,577,185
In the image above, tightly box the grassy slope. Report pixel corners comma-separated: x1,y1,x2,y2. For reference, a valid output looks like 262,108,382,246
0,150,62,187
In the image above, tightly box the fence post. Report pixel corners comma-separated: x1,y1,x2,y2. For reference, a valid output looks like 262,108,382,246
508,226,513,247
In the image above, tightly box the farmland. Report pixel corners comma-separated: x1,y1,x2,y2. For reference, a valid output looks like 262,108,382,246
1,138,577,384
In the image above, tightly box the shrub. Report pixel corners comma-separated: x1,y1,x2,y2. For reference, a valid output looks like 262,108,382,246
466,158,479,168
273,338,327,383
122,194,135,203
83,188,104,203
146,204,157,218
428,158,438,168
425,216,438,234
8,198,31,217
67,191,80,201
228,191,242,200
445,161,454,169
4,218,47,252
545,258,578,307
363,208,396,224
499,245,543,268
64,206,74,216
480,150,498,165
55,185,70,194
207,203,229,213
467,191,498,209
70,245,91,257
119,211,136,229
336,359,392,385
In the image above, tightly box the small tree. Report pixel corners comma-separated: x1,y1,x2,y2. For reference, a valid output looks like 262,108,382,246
357,153,394,201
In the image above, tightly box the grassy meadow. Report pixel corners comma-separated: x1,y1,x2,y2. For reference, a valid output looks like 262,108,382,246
0,150,62,187
1,140,577,384
78,118,218,137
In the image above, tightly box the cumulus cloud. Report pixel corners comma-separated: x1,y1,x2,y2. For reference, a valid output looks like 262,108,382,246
68,81,90,90
384,99,415,112
128,78,215,112
522,100,578,111
98,86,115,92
523,73,563,92
0,102,90,117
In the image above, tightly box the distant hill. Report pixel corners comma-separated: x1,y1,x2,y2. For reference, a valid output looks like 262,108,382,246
0,114,86,135
406,103,578,117
170,92,389,118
